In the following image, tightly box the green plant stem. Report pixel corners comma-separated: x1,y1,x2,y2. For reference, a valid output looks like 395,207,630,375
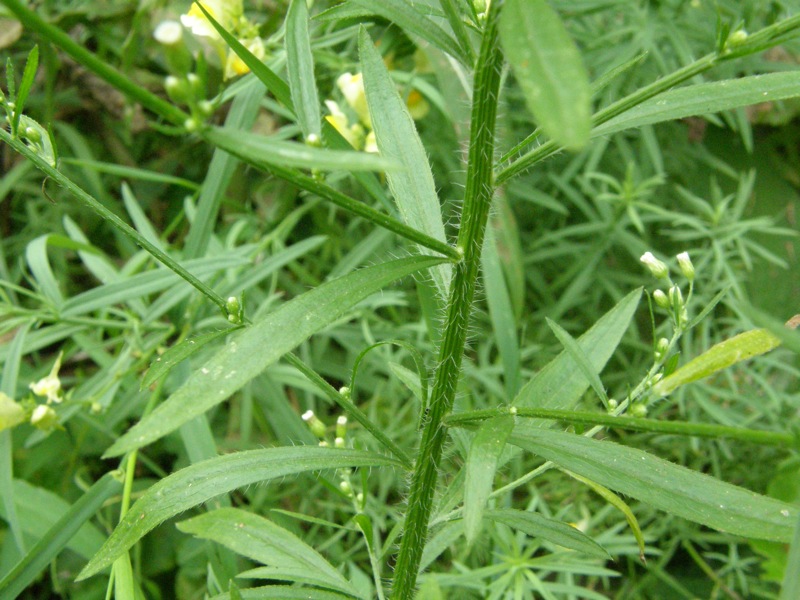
1,0,189,126
0,126,230,315
284,352,413,469
495,12,800,185
390,3,504,598
214,152,462,261
445,407,796,448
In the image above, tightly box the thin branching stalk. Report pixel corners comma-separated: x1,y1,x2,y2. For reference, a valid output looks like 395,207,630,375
390,2,505,597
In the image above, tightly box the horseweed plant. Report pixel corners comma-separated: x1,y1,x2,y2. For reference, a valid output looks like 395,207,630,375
1,0,800,598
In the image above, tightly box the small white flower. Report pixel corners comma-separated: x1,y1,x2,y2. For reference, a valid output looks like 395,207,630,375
29,353,63,404
154,20,183,46
653,289,670,309
30,404,58,431
640,252,669,279
676,251,695,281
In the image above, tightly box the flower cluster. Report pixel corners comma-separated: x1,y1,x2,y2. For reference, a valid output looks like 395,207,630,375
325,71,430,153
179,0,265,80
640,251,695,330
0,353,64,433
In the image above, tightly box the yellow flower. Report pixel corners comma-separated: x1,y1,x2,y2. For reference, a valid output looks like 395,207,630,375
29,353,63,404
406,89,430,120
180,0,243,40
337,72,371,128
0,392,25,432
225,35,265,79
363,130,378,154
324,100,364,148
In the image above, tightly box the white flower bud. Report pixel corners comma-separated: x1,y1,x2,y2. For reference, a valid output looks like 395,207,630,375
154,20,183,46
31,404,58,431
653,289,670,309
302,410,326,439
676,252,695,281
640,252,669,279
668,285,684,309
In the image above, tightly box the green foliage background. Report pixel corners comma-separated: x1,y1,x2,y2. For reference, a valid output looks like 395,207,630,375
1,0,799,598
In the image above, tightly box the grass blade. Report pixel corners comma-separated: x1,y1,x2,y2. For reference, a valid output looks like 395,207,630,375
464,416,514,544
78,447,402,579
204,125,398,172
513,289,641,414
593,71,800,138
499,0,591,151
485,509,610,559
286,0,322,140
178,507,358,596
350,0,470,65
104,255,447,457
512,427,798,543
359,28,451,297
0,473,122,599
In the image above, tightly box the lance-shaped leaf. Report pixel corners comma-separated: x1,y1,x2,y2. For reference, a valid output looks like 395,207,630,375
499,0,591,151
79,447,402,579
359,28,451,298
350,0,469,65
594,71,800,138
204,126,397,172
513,289,641,415
464,416,514,544
652,327,784,398
105,255,447,457
512,426,798,542
485,509,610,559
286,0,321,139
178,508,358,597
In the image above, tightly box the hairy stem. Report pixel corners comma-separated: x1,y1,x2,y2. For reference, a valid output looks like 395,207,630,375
389,3,505,597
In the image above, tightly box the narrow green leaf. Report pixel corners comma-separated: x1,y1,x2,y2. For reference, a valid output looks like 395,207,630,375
350,0,469,65
0,473,122,599
464,416,514,544
185,79,264,259
482,228,521,399
781,513,800,600
594,72,800,138
652,328,783,398
359,29,451,298
141,327,240,390
209,586,352,600
194,2,293,109
485,508,610,559
60,252,250,318
238,567,362,597
513,289,641,414
178,508,358,597
105,255,446,457
286,0,322,139
512,427,798,542
11,45,37,134
566,471,646,561
0,479,106,560
546,318,609,407
499,0,591,151
204,126,398,172
78,447,401,580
